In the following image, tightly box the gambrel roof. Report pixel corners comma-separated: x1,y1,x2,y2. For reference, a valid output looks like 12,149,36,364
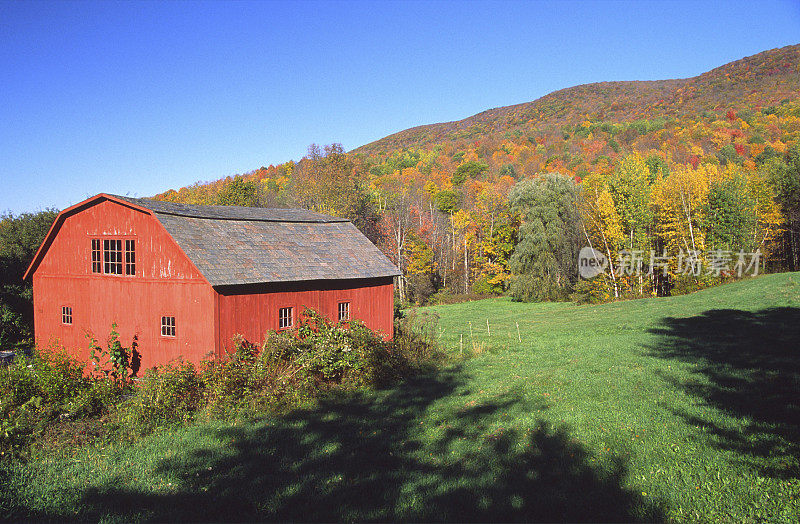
25,194,401,286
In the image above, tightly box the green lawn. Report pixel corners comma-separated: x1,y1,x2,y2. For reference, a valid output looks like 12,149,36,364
3,273,800,522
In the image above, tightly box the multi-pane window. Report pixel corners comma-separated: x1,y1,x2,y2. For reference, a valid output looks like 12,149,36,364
91,239,102,273
125,240,136,275
338,302,350,322
161,316,176,337
278,307,293,329
61,306,72,325
103,239,122,274
92,238,135,275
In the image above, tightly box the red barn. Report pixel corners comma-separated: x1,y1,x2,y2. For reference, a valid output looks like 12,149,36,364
24,194,400,371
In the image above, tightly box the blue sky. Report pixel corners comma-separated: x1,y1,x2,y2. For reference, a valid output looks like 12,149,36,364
1,0,799,214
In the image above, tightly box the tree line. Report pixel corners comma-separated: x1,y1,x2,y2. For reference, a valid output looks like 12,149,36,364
156,103,800,305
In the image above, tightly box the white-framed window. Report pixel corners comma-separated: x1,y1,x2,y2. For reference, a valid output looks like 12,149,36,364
338,301,350,322
104,239,122,274
125,239,136,275
62,306,72,325
91,239,102,273
278,307,293,329
92,238,135,275
161,316,176,337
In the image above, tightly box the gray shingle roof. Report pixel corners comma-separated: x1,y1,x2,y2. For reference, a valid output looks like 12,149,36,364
115,195,347,223
114,195,401,286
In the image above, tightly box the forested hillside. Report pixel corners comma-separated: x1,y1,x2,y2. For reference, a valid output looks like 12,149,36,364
155,44,800,304
354,44,800,155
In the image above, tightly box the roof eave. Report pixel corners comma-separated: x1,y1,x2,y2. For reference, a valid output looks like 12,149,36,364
211,272,402,287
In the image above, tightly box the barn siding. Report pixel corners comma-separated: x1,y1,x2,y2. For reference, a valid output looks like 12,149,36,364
215,277,394,353
32,199,215,370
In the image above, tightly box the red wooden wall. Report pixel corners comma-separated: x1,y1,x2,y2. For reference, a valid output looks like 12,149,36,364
215,277,394,353
31,198,216,371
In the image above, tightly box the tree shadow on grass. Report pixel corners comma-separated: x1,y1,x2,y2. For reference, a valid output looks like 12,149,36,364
20,367,664,522
647,307,800,479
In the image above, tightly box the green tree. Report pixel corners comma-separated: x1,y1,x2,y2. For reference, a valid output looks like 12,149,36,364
716,144,743,166
765,143,800,269
451,161,488,186
508,174,581,301
704,174,756,251
499,164,518,179
645,154,670,181
607,155,654,252
434,189,460,214
0,209,59,349
217,175,261,207
755,145,781,166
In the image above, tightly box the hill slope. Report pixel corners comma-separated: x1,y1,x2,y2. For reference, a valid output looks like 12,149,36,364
153,43,800,295
353,44,800,155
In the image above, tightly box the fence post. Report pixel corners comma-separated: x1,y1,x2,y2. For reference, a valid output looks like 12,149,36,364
468,321,475,350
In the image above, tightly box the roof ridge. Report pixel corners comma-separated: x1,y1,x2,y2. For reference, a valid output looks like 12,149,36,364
150,209,346,223
110,194,348,223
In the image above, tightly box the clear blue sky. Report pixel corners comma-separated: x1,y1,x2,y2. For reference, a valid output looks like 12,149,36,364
1,0,799,214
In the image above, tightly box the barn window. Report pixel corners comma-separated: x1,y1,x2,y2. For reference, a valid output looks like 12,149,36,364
61,306,72,325
125,240,136,275
95,238,135,275
103,239,123,274
338,302,350,321
91,239,102,273
278,307,293,329
161,316,176,337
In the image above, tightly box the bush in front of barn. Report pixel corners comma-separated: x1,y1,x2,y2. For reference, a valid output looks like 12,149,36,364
392,308,444,371
1,309,443,451
116,361,202,436
0,344,123,455
195,307,444,421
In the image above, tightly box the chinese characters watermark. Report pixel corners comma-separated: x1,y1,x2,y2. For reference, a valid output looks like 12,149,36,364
578,248,762,279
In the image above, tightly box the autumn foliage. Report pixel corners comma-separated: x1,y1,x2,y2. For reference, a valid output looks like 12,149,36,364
154,45,800,303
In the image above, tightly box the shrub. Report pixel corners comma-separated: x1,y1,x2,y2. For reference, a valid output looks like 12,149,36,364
0,345,117,454
0,348,84,417
198,307,445,419
86,323,135,386
294,308,410,387
570,278,614,304
2,311,445,449
246,333,315,413
406,273,436,305
392,309,444,372
471,274,504,295
426,290,497,305
201,337,259,419
669,273,720,296
67,377,118,418
118,361,201,434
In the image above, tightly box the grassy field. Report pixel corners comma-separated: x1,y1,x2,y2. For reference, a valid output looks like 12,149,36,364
2,273,800,522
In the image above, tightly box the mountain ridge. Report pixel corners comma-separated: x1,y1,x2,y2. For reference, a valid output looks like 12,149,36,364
352,44,800,155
